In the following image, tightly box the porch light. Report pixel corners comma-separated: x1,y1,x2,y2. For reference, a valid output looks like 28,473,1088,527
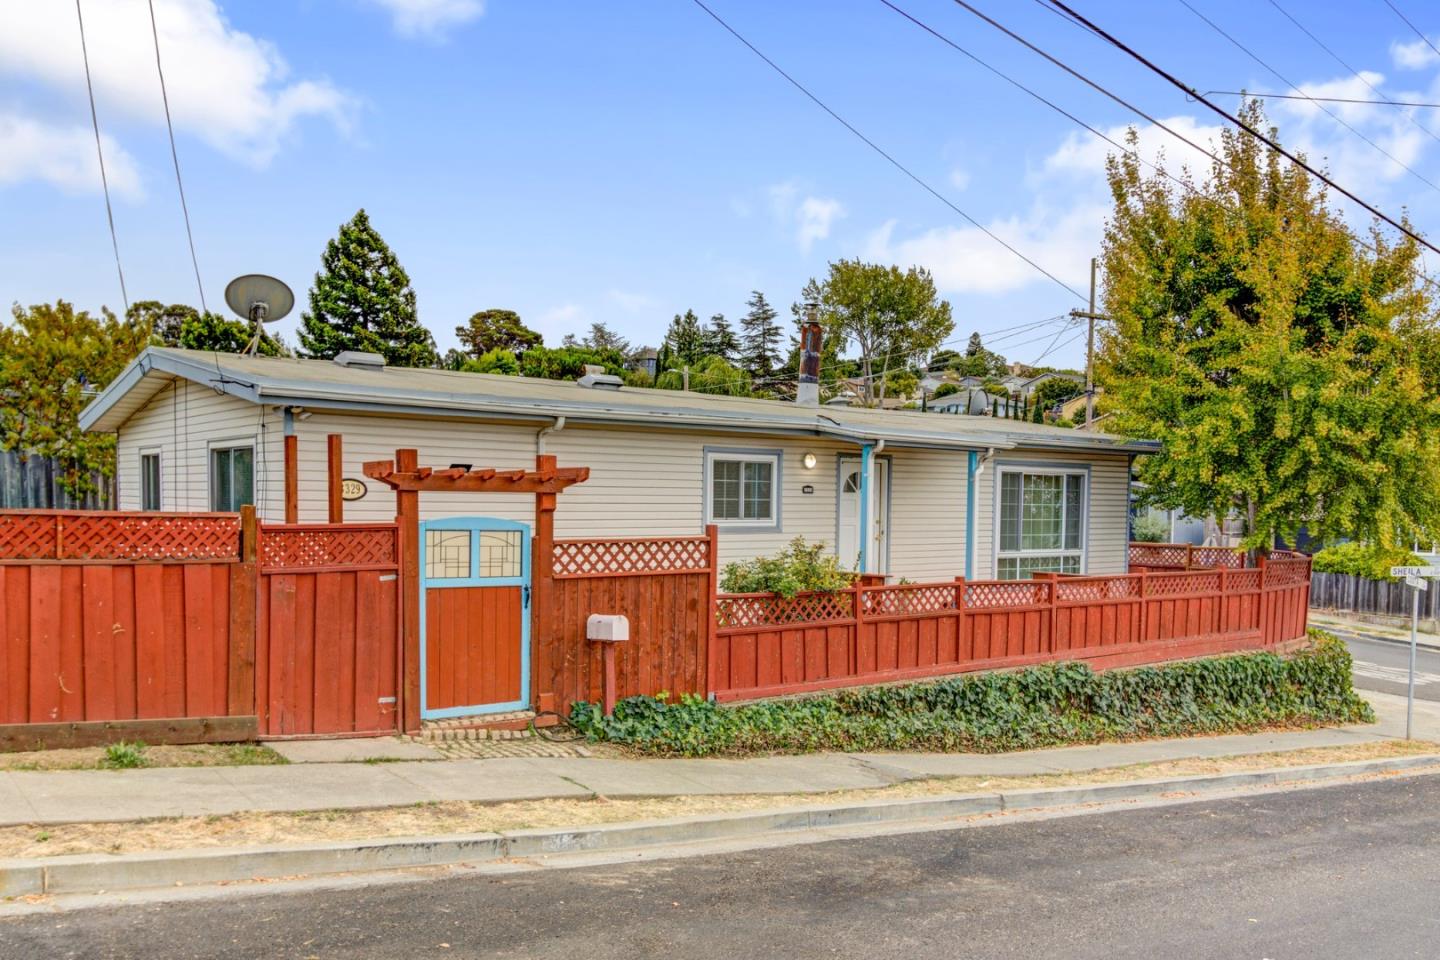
802,453,817,470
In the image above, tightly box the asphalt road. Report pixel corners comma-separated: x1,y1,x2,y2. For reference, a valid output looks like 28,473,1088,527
6,775,1440,959
1336,629,1440,702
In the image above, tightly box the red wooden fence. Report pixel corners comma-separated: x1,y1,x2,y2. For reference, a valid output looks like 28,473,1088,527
257,523,400,737
535,530,717,713
0,510,253,745
710,551,1311,703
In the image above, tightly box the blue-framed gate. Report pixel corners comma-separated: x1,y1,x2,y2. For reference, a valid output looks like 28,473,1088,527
419,517,531,719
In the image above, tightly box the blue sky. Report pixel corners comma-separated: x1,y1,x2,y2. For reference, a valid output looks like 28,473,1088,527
4,0,1440,372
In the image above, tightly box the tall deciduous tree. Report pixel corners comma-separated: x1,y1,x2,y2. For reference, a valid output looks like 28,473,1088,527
739,291,783,377
1100,101,1440,549
0,301,149,495
802,259,953,407
455,309,541,358
298,209,437,367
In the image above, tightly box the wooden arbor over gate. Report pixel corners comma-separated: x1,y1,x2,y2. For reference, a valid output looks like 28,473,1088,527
363,451,590,732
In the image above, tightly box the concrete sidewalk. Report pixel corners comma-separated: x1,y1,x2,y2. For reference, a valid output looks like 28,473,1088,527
1311,611,1440,650
2,692,1433,828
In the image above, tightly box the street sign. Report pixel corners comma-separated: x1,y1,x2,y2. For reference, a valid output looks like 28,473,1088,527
1391,565,1440,578
1405,575,1429,591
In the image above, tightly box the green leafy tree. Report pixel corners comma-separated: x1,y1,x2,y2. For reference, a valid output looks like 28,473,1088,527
655,354,752,395
739,291,784,377
802,259,954,407
177,311,287,356
0,301,150,495
582,321,630,355
517,345,626,381
460,348,520,375
1100,101,1440,549
455,309,541,358
298,209,437,367
128,300,197,345
1033,376,1083,410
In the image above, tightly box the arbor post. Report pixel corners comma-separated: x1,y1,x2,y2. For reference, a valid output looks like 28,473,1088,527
396,448,421,733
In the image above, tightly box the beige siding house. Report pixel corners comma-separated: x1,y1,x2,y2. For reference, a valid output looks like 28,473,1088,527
84,348,1156,582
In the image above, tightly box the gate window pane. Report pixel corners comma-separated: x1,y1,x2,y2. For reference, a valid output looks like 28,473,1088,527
426,530,471,579
479,530,523,578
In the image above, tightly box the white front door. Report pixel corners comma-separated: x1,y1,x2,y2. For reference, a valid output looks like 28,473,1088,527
837,459,888,573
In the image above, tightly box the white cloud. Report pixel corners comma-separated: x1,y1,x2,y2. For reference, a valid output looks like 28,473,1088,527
768,181,845,252
607,289,653,312
536,303,584,340
1040,115,1227,183
1392,35,1440,70
948,167,970,191
0,112,144,200
1267,73,1431,188
364,0,485,40
0,0,354,170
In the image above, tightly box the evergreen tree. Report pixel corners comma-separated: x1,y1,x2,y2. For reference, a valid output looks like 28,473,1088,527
298,209,437,367
700,313,741,362
582,321,630,355
662,310,705,368
966,331,985,356
177,312,287,357
455,309,541,357
739,290,783,377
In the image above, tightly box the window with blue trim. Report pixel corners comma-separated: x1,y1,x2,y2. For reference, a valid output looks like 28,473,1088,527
706,453,777,525
998,469,1085,579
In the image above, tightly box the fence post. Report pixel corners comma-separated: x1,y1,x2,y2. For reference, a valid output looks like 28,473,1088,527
396,448,421,734
953,576,967,664
1185,543,1193,569
1218,565,1228,635
531,454,558,713
1138,569,1149,641
327,434,344,524
283,435,299,524
227,505,258,718
704,524,719,697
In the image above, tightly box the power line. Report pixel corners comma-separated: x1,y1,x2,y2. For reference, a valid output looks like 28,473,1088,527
687,0,1087,301
1198,90,1440,110
1174,0,1440,195
75,0,128,313
1264,0,1440,144
1042,0,1440,258
892,0,1440,295
147,0,207,313
1382,0,1440,64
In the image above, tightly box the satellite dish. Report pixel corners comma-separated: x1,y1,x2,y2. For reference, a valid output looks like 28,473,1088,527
224,274,294,356
225,274,294,324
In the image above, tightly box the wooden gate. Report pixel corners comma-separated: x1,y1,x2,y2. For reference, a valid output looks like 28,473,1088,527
420,517,531,719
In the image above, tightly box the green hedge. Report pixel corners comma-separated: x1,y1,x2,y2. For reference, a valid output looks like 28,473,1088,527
569,632,1373,757
1311,541,1421,581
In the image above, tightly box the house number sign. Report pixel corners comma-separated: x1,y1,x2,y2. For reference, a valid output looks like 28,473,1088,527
340,478,368,501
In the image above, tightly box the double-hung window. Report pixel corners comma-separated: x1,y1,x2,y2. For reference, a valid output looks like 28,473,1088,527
210,444,254,512
705,450,779,528
139,452,161,511
997,468,1085,579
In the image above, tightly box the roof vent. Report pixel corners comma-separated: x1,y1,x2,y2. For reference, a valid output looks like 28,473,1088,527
577,370,624,391
824,394,854,407
333,351,387,371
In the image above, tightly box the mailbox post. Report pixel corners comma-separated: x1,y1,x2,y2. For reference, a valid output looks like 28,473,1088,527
587,614,630,716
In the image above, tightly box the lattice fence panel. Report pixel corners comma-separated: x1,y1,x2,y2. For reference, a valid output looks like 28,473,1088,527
553,536,710,577
0,512,241,561
1191,547,1244,569
1054,576,1141,603
717,590,854,629
260,525,398,569
1227,569,1262,592
964,580,1051,609
1129,544,1188,567
1264,558,1311,588
1146,571,1221,597
862,584,958,617
0,514,60,559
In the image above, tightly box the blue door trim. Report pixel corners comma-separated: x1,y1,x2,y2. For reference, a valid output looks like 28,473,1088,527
419,516,532,719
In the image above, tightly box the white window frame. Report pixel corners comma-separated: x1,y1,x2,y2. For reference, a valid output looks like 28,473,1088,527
139,448,162,511
994,465,1088,579
208,439,256,513
703,448,782,531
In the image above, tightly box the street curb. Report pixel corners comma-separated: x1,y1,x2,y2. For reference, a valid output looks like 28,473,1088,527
4,753,1439,898
1311,617,1440,652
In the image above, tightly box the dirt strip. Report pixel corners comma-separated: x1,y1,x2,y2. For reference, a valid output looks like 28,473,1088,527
3,740,1434,860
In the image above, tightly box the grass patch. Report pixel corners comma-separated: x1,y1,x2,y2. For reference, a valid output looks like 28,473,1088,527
572,631,1374,757
0,742,288,772
0,739,1432,860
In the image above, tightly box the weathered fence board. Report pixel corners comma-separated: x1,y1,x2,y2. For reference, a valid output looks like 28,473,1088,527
0,450,113,510
1310,571,1440,627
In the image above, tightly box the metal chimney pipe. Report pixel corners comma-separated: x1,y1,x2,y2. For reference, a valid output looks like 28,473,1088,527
797,301,822,406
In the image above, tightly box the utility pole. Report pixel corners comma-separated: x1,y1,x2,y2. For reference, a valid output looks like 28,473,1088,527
1068,257,1108,429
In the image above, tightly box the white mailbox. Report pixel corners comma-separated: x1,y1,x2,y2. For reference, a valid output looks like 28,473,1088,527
586,613,630,643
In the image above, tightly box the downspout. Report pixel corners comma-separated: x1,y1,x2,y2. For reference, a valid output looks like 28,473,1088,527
858,441,876,573
536,415,566,455
966,450,977,580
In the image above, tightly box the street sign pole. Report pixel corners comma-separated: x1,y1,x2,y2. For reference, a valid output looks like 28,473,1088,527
1390,566,1439,740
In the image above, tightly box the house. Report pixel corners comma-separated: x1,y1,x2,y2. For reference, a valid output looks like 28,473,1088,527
80,346,1157,582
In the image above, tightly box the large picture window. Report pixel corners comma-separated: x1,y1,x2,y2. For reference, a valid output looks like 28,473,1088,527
997,468,1085,579
210,444,254,512
705,450,779,527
